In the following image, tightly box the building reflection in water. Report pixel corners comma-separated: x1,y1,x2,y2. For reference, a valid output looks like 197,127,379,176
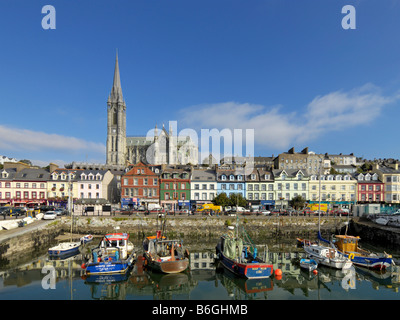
0,249,399,300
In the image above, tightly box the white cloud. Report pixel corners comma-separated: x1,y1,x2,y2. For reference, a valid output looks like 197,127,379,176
179,84,397,151
0,125,105,155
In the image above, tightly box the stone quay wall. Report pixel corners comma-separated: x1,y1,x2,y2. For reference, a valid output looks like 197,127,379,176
0,215,349,265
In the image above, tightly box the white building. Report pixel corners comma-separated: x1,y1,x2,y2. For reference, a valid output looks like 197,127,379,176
190,169,217,208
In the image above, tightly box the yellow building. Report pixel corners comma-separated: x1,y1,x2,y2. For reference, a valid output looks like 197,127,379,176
48,169,81,206
309,173,357,210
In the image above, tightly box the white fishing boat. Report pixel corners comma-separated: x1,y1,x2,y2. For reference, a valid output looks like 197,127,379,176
48,242,81,257
80,234,94,244
303,240,352,270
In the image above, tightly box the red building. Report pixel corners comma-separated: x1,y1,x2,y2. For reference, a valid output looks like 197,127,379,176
355,172,384,203
121,162,161,208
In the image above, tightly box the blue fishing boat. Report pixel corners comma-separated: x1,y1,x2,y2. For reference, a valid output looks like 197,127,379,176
300,258,318,272
83,233,136,275
216,220,273,279
318,232,393,270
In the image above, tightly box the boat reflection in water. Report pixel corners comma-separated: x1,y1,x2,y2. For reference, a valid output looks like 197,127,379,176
1,246,400,300
215,261,274,299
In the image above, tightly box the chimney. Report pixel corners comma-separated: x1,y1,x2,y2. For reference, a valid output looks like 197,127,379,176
49,163,59,173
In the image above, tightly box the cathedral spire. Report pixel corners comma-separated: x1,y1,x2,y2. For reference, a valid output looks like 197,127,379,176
110,50,124,102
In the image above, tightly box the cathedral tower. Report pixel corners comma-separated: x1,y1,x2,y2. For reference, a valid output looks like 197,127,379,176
106,52,126,166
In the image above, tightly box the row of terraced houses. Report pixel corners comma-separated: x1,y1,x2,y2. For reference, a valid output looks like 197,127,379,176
1,149,400,215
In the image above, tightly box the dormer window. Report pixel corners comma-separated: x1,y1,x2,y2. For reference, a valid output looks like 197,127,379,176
61,174,66,180
51,173,58,180
221,175,226,181
251,174,256,180
237,175,242,181
229,175,234,181
265,174,270,180
358,174,364,180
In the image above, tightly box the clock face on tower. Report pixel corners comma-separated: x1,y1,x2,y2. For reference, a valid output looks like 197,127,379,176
113,128,116,133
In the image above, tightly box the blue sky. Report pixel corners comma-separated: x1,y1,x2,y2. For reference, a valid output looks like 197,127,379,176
1,0,400,167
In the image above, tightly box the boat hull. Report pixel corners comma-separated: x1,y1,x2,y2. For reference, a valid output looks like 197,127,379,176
48,243,80,257
300,259,318,272
85,254,135,275
143,252,189,274
340,252,392,270
216,244,273,279
304,245,352,270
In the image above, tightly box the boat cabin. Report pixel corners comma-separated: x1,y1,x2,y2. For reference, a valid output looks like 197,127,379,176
100,233,131,259
335,235,360,254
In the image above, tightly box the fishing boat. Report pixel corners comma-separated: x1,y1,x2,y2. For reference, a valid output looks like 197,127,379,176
143,232,190,274
300,258,318,272
83,233,136,275
48,242,81,257
303,237,352,270
48,176,81,258
330,234,393,270
215,217,273,279
80,234,94,244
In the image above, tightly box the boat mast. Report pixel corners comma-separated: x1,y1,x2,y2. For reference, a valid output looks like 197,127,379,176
68,172,73,242
318,156,323,242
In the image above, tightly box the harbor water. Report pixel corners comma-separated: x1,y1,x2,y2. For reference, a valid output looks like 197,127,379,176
0,238,400,300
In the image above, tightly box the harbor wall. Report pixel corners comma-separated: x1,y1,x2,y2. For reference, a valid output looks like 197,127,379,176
0,216,349,264
66,215,347,243
350,217,400,250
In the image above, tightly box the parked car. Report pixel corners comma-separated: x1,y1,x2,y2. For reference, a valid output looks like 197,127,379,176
43,211,57,220
54,208,67,216
260,210,271,216
179,209,189,215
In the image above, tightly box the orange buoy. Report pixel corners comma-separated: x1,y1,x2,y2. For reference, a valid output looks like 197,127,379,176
275,269,282,276
313,269,318,275
81,263,86,269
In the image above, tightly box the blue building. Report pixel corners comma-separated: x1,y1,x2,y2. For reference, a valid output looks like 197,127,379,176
216,167,246,199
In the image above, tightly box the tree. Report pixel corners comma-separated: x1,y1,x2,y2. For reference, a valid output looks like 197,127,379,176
212,192,230,207
228,193,247,208
289,195,306,210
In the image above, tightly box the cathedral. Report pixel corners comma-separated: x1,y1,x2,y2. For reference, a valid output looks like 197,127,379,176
106,54,199,167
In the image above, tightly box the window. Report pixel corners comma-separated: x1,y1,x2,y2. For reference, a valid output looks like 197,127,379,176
24,191,29,199
221,175,226,181
230,175,234,181
202,193,207,200
229,184,235,190
96,184,100,189
123,178,128,185
165,193,170,200
194,184,199,190
144,178,148,186
194,193,199,200
251,174,256,180
202,184,207,190
181,183,186,190
134,178,138,186
221,184,226,190
210,185,215,190
238,185,243,190
248,185,253,191
153,178,158,185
